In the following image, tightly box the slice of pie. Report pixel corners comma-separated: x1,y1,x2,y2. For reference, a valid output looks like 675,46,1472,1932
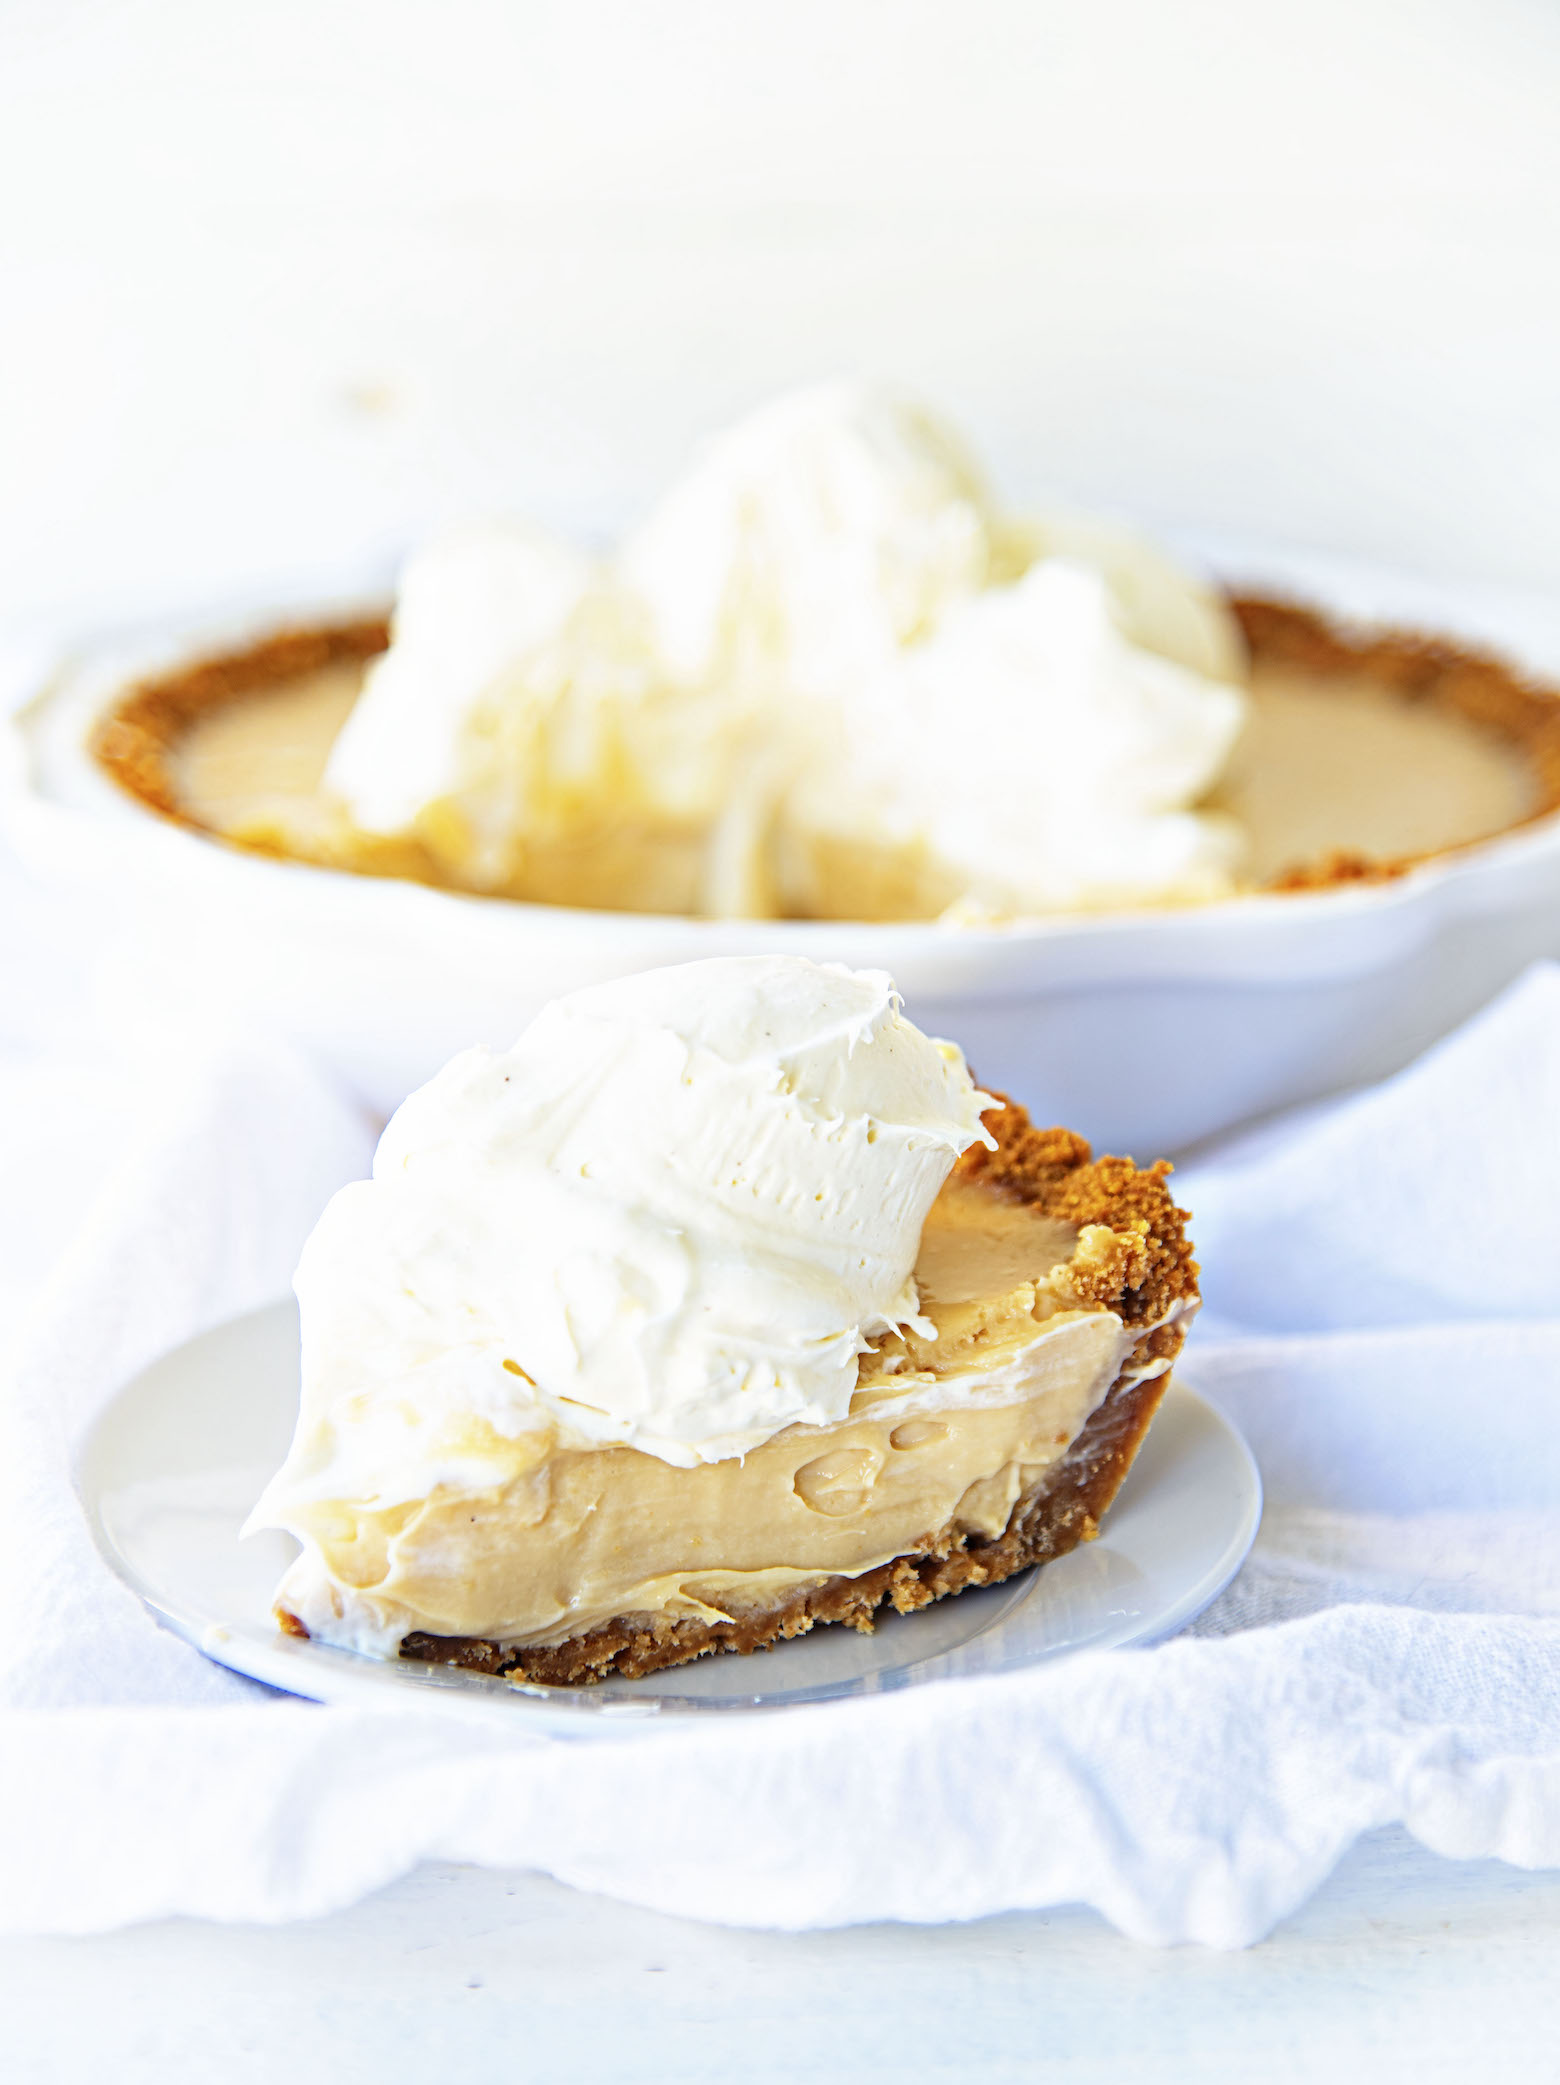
246,956,1199,1685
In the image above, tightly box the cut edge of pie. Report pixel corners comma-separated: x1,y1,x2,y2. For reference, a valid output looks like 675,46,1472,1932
84,595,1560,903
273,1091,1200,1689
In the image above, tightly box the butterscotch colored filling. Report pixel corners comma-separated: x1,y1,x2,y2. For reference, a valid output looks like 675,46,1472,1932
1208,665,1539,883
274,1174,1164,1656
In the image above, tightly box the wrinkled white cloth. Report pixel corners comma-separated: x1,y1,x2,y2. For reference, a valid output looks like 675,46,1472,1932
1,840,1559,1947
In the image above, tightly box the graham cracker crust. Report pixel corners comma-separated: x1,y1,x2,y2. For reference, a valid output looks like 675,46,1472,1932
87,595,1560,899
385,1091,1197,1688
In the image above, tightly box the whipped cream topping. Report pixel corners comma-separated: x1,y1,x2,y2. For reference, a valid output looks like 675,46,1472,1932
248,958,996,1550
804,558,1247,912
322,523,770,896
318,382,1250,917
990,508,1247,687
325,524,599,835
620,379,989,700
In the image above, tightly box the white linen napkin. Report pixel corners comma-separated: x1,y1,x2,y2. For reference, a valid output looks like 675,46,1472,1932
2,839,1558,1946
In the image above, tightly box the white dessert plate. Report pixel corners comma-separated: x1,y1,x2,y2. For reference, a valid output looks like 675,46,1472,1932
78,1300,1261,1733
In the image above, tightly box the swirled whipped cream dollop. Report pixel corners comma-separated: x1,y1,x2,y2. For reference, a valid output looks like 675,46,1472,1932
247,957,995,1555
324,524,599,837
317,381,1249,918
796,558,1247,915
619,380,989,700
322,524,775,909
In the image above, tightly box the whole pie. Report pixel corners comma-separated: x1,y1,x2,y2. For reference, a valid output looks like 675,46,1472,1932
90,592,1560,917
79,383,1560,926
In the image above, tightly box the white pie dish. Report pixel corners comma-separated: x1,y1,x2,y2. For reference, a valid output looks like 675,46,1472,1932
7,561,1560,1154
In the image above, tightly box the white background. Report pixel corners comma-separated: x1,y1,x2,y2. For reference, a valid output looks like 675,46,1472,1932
4,5,1560,2074
2,0,1559,638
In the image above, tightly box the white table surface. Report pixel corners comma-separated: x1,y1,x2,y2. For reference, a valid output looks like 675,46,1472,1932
6,1833,1557,2083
